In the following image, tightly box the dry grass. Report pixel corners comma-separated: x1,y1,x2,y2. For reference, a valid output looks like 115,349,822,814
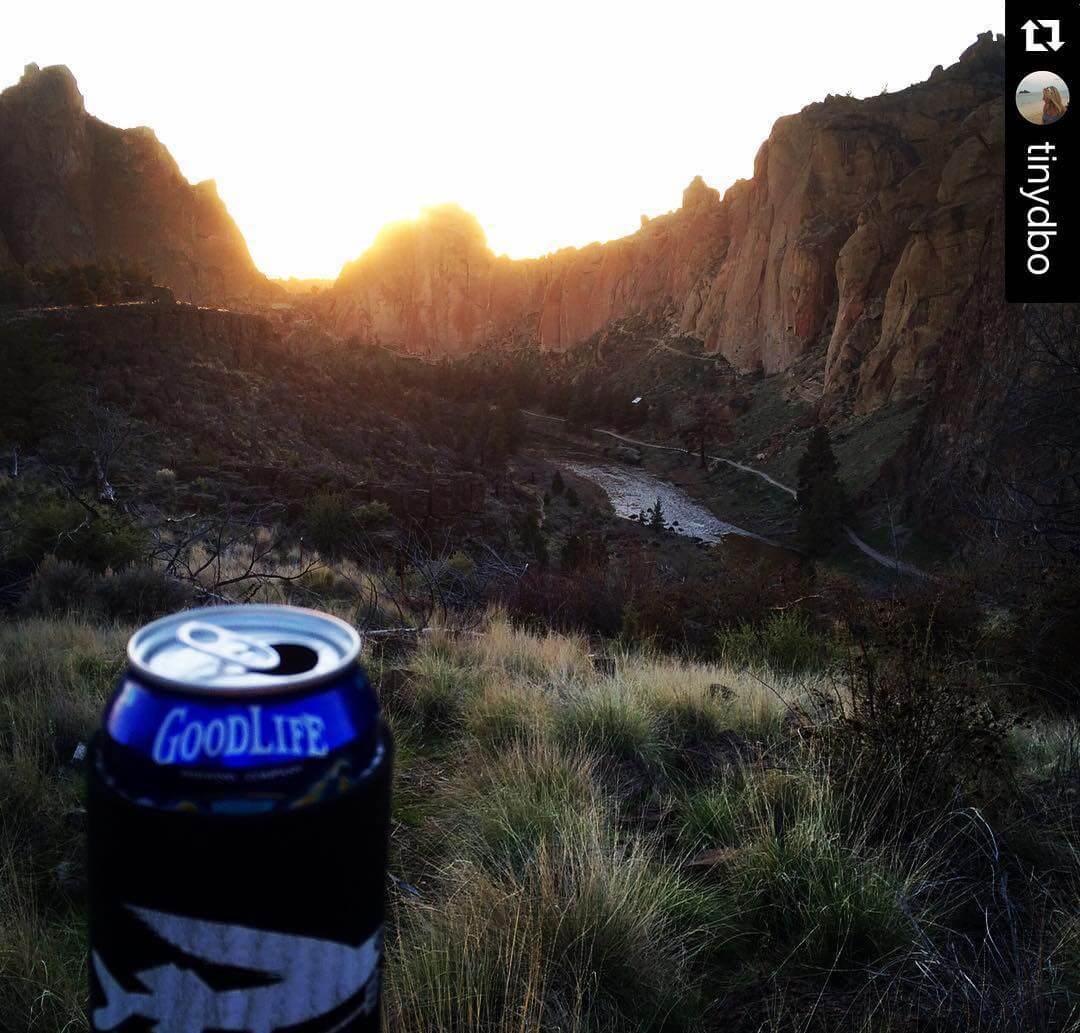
387,803,727,1033
617,652,804,742
467,614,595,687
1,608,1077,1032
0,619,127,1032
0,847,87,1033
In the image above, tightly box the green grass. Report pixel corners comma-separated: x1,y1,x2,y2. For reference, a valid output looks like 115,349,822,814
388,809,728,1032
1,610,1077,1032
717,611,832,675
554,684,665,771
677,767,930,967
467,678,553,753
395,640,484,737
448,740,606,872
0,619,129,1033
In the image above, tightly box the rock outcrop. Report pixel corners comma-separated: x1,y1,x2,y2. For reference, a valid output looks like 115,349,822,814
327,34,1004,413
0,64,272,307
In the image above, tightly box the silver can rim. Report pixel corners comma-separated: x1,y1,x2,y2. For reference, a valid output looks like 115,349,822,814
126,604,362,696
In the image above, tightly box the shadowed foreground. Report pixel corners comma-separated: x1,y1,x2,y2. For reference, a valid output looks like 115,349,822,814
1,594,1077,1032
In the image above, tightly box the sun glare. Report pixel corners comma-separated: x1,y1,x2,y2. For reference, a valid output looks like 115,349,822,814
2,0,1003,279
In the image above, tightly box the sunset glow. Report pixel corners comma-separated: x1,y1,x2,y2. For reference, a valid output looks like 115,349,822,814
3,0,1003,278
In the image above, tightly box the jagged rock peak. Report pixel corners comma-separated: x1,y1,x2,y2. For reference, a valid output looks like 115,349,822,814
340,203,489,279
11,62,85,113
682,175,720,209
0,63,272,306
959,30,1004,64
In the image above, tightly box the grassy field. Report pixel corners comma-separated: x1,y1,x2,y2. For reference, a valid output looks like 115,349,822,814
1,597,1078,1032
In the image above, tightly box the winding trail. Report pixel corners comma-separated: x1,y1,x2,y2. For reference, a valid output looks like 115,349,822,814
653,342,723,364
524,411,931,580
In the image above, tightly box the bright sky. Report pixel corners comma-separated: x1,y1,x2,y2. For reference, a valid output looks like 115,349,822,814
2,1,1004,279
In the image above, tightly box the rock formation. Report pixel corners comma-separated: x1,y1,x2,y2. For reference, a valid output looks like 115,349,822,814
327,33,1004,413
1,37,1006,416
0,64,272,307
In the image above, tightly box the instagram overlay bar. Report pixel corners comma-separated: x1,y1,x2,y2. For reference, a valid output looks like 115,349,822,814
1006,1,1077,301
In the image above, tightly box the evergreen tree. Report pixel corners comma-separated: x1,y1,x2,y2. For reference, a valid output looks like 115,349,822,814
67,269,96,306
497,402,526,454
796,425,849,555
551,470,565,495
560,533,586,571
648,496,666,532
520,511,549,569
679,396,729,468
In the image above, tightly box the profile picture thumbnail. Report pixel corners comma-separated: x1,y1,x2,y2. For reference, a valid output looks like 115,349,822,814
1016,71,1070,126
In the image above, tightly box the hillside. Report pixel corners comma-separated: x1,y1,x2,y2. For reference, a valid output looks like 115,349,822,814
0,64,273,307
1,24,1079,1033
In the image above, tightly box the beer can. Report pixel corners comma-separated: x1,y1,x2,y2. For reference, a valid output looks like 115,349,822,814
87,605,392,1032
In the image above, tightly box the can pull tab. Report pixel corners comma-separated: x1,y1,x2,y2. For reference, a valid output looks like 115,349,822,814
176,621,281,671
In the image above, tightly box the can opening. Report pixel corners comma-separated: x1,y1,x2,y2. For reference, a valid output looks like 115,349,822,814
263,643,320,676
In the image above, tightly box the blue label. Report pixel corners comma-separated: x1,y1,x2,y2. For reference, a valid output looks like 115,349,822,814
107,672,376,769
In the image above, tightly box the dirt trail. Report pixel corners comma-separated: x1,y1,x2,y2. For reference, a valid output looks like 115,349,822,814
654,342,722,364
525,412,931,580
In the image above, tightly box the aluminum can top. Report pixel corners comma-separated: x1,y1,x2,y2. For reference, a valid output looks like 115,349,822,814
127,605,361,696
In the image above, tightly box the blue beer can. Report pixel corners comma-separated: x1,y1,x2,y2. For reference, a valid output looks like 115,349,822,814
87,604,392,1032
99,605,381,812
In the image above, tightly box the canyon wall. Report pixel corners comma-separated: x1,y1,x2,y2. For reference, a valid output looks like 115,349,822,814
1,41,1006,416
327,33,1004,413
0,64,272,307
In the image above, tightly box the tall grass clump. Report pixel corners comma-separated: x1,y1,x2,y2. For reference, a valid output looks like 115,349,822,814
618,653,796,746
467,677,552,753
0,847,87,1033
447,740,606,873
471,615,593,687
393,635,483,737
554,682,664,772
0,618,125,1032
678,764,932,970
717,611,831,675
387,806,728,1032
0,618,128,773
1009,719,1079,784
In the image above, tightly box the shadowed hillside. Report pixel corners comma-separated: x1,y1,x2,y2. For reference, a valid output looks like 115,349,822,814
0,64,273,307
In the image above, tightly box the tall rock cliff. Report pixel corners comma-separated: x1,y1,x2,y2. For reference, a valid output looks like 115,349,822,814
327,34,1004,413
0,64,272,307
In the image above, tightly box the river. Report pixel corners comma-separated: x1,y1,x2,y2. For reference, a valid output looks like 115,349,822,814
565,462,756,543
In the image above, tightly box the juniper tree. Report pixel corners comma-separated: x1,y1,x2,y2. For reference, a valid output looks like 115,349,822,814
560,531,608,572
0,325,74,476
648,496,667,531
796,425,849,555
520,510,549,569
679,396,730,468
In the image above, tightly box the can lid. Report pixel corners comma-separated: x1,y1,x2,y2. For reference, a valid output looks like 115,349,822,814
127,605,361,695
